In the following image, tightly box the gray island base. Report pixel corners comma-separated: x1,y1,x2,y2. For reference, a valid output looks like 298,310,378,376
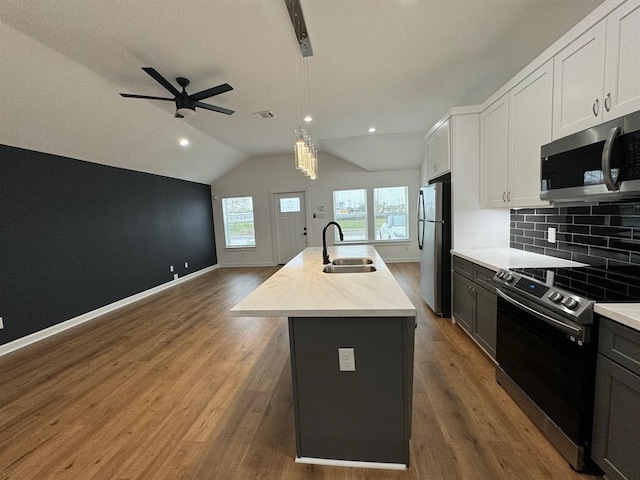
231,246,417,469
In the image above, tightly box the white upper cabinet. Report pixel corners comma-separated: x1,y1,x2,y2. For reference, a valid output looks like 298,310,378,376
604,0,640,120
480,95,509,208
481,60,553,208
552,22,607,139
553,0,640,139
509,60,553,208
424,118,451,181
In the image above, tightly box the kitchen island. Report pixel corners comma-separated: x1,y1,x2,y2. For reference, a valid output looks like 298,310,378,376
231,245,417,469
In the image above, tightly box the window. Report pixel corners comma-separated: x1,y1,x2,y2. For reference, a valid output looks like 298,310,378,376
374,186,409,240
222,196,256,247
331,186,410,243
279,197,300,213
333,189,368,241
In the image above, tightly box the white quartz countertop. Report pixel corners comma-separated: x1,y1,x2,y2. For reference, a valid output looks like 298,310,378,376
451,248,587,271
230,245,416,318
595,304,640,332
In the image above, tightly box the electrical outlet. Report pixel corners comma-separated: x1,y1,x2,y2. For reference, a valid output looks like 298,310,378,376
173,273,178,280
170,265,174,272
548,227,557,243
338,348,356,372
184,262,189,269
0,317,3,329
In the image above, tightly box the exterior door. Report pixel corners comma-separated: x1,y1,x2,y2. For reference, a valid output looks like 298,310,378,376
274,191,307,264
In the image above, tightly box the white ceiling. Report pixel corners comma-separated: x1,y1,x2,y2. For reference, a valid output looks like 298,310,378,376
0,0,604,184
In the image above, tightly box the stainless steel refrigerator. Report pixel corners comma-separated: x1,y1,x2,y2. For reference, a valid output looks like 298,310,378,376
417,182,451,316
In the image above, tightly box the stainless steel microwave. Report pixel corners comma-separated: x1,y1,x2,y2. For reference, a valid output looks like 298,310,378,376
540,110,640,203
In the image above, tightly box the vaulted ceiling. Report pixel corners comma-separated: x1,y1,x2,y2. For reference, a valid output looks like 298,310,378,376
0,0,604,184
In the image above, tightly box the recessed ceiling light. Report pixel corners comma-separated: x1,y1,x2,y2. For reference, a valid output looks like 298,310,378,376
304,115,313,122
179,138,189,147
368,127,376,133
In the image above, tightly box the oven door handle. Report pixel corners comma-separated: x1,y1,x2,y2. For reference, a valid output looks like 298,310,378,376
496,289,583,337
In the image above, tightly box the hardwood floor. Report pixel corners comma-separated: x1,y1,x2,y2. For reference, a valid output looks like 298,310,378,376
0,263,602,479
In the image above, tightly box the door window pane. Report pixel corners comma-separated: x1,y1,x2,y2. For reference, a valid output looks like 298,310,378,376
374,186,409,240
333,189,368,241
222,196,256,247
279,197,301,213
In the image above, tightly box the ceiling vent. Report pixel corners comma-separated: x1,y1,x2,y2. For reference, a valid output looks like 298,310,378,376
254,110,277,119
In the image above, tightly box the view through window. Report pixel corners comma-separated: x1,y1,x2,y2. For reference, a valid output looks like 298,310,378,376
333,189,368,241
222,196,256,247
374,186,408,240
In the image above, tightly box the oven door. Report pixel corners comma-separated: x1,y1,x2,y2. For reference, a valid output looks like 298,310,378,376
496,288,597,449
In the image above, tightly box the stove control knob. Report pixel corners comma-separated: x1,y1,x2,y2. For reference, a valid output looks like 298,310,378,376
549,292,564,303
504,273,514,282
496,271,505,279
563,297,578,310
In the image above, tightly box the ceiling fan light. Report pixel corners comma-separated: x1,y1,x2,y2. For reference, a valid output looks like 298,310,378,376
176,107,196,117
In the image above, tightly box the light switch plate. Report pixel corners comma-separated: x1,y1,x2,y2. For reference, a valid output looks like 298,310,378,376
548,227,556,243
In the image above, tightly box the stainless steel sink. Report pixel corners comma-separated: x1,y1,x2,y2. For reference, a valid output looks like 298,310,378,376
322,264,377,274
331,257,374,265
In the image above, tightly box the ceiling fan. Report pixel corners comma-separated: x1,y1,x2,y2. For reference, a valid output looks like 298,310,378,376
120,67,234,118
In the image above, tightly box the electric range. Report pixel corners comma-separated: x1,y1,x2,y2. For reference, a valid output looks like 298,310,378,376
492,262,640,472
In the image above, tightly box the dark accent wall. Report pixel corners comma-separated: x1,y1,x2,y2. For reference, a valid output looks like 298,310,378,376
510,201,640,266
0,144,216,346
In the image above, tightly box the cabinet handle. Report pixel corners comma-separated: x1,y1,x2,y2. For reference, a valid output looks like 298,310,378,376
502,191,507,202
507,191,511,202
604,92,611,112
468,286,473,297
593,98,600,117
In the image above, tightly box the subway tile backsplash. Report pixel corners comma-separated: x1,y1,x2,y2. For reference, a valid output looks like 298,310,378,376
510,201,640,266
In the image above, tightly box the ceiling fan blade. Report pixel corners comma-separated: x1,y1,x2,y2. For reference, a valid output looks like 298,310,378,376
141,67,181,97
174,112,185,119
189,83,233,102
120,93,174,101
195,101,235,115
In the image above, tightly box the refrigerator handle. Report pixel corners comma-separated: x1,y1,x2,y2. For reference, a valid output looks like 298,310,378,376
417,189,425,250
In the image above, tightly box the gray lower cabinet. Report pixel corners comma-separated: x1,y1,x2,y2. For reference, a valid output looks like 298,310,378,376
592,317,640,480
288,315,415,466
452,256,497,359
452,271,474,332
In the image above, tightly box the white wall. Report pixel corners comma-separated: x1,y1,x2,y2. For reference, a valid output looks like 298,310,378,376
212,153,421,266
0,20,246,184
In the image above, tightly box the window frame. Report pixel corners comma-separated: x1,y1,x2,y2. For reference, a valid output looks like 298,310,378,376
331,186,411,244
373,186,409,242
221,196,257,249
332,188,369,242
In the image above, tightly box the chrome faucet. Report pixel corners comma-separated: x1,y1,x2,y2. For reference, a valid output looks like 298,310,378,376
322,221,344,264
